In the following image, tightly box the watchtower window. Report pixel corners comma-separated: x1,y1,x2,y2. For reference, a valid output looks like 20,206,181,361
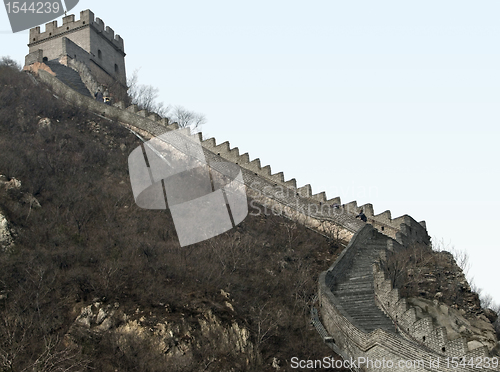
98,50,102,59
114,64,118,73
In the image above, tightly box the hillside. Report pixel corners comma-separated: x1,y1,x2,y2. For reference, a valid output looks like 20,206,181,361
0,63,350,371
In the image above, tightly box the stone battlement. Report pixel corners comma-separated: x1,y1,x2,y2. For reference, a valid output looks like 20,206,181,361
373,264,493,360
201,135,429,245
318,225,499,372
29,10,124,53
29,65,500,371
30,65,429,247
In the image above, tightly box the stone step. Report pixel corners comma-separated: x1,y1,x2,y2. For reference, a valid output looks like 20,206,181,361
340,276,373,283
347,309,386,316
328,233,396,334
333,289,373,299
335,282,372,290
340,299,378,306
335,290,373,298
344,273,372,280
337,301,379,310
351,315,394,327
359,323,395,333
348,311,389,318
334,293,374,300
335,287,373,294
351,254,380,261
45,60,92,98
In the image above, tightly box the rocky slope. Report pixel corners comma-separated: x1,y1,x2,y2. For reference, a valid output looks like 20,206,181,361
0,63,345,371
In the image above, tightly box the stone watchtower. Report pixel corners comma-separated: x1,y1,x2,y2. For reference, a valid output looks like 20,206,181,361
25,9,126,98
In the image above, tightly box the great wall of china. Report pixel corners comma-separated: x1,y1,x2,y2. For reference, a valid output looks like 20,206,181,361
21,12,499,371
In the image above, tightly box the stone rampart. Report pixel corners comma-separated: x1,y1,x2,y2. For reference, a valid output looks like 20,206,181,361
30,64,429,246
31,67,497,372
319,226,499,372
31,68,367,244
373,264,495,362
200,140,429,245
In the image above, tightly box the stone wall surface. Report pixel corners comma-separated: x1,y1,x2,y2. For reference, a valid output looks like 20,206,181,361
27,10,126,91
319,226,499,372
29,67,500,372
374,265,497,358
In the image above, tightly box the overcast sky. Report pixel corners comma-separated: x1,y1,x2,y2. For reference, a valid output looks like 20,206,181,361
2,0,499,306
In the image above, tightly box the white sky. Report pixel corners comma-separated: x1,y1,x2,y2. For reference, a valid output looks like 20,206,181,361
1,1,499,306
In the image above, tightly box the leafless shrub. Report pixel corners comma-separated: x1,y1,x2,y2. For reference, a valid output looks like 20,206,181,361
127,69,168,117
0,56,20,70
168,105,206,132
432,237,471,278
0,65,344,370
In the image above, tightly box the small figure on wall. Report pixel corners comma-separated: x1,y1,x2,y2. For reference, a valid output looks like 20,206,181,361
94,88,103,102
356,210,367,222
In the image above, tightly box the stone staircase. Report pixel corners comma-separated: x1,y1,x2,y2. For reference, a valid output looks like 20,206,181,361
332,231,395,333
45,60,92,98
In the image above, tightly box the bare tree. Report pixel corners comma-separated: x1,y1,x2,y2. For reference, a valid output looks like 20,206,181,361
168,105,206,132
432,237,471,279
480,292,494,309
0,56,21,70
250,302,279,356
127,69,168,117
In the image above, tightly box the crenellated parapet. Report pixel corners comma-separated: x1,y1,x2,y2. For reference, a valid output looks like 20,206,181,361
200,136,430,245
26,10,127,100
30,61,429,245
29,10,124,53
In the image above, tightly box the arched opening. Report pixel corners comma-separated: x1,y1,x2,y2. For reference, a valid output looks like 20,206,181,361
98,50,102,59
114,64,119,73
42,57,48,62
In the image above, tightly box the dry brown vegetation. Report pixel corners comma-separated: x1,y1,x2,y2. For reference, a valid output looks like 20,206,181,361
380,244,484,318
0,63,345,371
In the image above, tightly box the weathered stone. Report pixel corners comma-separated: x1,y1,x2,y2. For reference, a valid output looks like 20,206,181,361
37,117,51,129
0,212,13,249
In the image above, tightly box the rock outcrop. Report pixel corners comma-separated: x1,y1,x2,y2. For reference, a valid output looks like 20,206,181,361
67,300,255,368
